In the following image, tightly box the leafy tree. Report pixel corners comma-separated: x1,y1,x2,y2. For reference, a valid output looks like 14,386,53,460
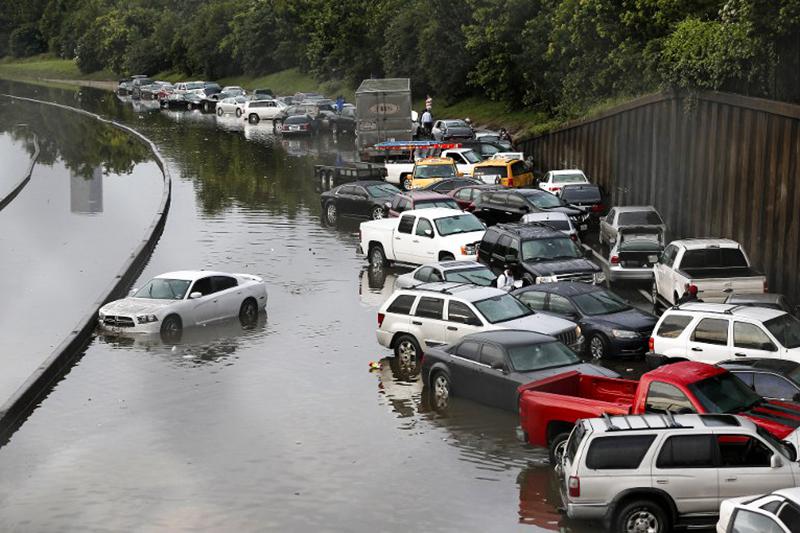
8,23,46,57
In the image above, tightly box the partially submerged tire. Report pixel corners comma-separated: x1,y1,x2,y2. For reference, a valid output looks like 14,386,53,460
548,432,571,466
216,107,223,116
239,298,259,327
614,499,669,533
249,114,260,124
369,244,387,267
160,314,183,343
325,202,338,224
394,334,422,375
431,371,451,410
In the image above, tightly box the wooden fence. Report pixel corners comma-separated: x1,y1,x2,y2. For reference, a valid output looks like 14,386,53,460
519,91,800,305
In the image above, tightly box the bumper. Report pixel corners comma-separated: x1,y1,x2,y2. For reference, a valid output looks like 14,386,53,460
376,329,393,349
608,265,655,282
97,318,161,335
565,502,609,521
608,336,649,357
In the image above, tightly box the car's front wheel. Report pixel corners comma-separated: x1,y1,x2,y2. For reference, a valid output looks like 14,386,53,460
160,314,183,343
239,298,259,326
235,108,242,117
371,206,384,220
369,244,387,267
216,107,223,116
548,432,571,466
325,202,338,224
614,499,670,533
431,371,451,410
401,176,413,191
249,114,260,124
589,333,608,359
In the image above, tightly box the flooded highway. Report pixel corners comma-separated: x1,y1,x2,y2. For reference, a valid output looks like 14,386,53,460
0,81,644,532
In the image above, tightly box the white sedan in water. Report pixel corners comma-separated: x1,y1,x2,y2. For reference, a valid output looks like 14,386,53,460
98,270,267,338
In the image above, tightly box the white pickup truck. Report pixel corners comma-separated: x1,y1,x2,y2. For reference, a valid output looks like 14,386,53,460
654,239,766,305
359,208,486,267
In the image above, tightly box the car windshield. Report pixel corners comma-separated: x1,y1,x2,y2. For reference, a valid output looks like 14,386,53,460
530,219,570,231
553,173,587,184
521,237,582,261
473,166,506,178
688,372,764,414
415,199,460,210
444,267,495,286
765,314,800,349
756,425,797,460
461,150,481,163
572,290,630,316
434,214,484,236
508,341,580,372
473,294,533,324
522,190,564,209
365,184,399,198
134,278,191,300
416,165,457,178
618,211,664,225
561,187,601,203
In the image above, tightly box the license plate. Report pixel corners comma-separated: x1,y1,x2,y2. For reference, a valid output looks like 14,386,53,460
290,126,300,131
648,255,658,263
579,224,588,231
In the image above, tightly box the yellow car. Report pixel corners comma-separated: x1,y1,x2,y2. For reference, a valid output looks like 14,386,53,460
405,157,459,190
472,157,534,187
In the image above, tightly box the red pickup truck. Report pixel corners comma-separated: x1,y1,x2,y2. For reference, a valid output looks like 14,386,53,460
518,361,800,463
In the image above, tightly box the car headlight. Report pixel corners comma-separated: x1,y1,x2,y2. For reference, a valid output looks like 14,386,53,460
535,275,557,283
593,272,606,283
575,325,582,339
136,314,159,324
460,243,477,255
98,311,105,319
612,329,639,339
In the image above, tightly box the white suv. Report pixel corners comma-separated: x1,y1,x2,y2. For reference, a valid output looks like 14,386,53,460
650,303,800,364
717,487,800,532
559,413,800,532
376,282,581,364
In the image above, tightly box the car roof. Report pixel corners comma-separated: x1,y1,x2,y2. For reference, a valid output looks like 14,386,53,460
490,222,563,239
646,361,726,385
401,281,503,301
444,148,476,154
399,190,452,200
670,238,742,249
516,281,602,297
774,487,800,502
461,329,555,345
426,260,487,271
155,270,234,281
615,205,658,213
583,413,757,434
726,292,785,304
718,358,800,373
549,169,585,175
417,157,455,165
474,159,512,167
672,302,785,321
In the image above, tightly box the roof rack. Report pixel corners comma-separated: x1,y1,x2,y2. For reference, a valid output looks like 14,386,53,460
662,410,684,428
601,412,621,431
406,282,476,295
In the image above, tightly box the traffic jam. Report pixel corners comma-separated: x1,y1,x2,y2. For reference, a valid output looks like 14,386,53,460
106,77,800,533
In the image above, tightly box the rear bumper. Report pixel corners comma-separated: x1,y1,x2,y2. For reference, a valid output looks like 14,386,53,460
608,265,654,281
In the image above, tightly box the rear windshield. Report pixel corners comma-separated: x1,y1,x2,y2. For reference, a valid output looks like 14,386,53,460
434,214,484,236
473,166,507,178
681,248,749,268
618,211,663,225
507,341,580,372
553,173,587,184
416,165,456,178
473,294,532,324
765,314,800,349
415,199,460,211
521,190,564,209
285,116,309,124
586,435,656,470
561,187,601,203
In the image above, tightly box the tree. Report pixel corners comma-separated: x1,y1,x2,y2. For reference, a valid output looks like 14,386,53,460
8,23,46,57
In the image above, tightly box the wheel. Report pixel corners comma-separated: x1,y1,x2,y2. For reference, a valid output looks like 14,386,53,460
369,244,387,267
325,202,338,224
614,499,669,533
548,432,571,465
588,333,609,359
439,253,455,261
160,314,183,343
204,102,210,112
238,298,259,326
371,206,384,220
249,113,260,124
430,371,451,410
393,334,422,374
401,176,413,191
216,107,223,116
235,108,242,118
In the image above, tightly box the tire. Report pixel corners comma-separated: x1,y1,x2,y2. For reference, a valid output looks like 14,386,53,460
160,314,183,343
393,334,422,374
522,274,535,287
588,333,609,360
235,108,242,118
369,244,387,267
203,102,210,112
325,202,338,224
401,175,413,191
249,113,260,124
430,371,451,410
439,252,455,262
238,297,259,326
371,206,384,220
614,499,670,533
216,107,223,116
548,432,571,466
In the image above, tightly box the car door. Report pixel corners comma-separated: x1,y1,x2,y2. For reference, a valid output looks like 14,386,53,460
413,217,438,264
491,234,511,272
652,434,720,514
715,433,796,501
447,339,484,400
211,275,240,319
335,185,358,216
655,244,679,301
186,276,219,325
411,296,447,348
539,172,551,191
393,214,417,262
445,300,484,344
476,343,515,409
350,185,371,218
687,318,733,363
505,193,528,221
516,290,548,313
732,321,780,360
547,294,581,323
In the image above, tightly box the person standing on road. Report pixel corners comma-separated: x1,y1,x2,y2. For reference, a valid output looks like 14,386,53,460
496,264,515,291
421,108,433,138
335,95,344,114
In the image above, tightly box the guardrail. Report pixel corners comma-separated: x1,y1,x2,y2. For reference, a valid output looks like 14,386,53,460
0,128,39,211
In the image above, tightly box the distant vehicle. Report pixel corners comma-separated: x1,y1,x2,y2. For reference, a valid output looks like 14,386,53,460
280,114,320,135
203,82,222,97
244,99,288,123
376,283,582,367
724,292,796,315
221,86,246,96
513,282,657,359
521,211,580,241
439,148,481,175
140,81,173,101
448,184,505,212
319,181,400,223
654,239,766,306
356,78,412,151
649,302,800,364
473,188,585,227
599,205,666,246
117,78,133,96
431,119,475,142
460,140,506,160
478,223,603,285
405,157,460,190
471,157,534,187
216,96,249,116
422,330,616,411
538,169,589,194
557,413,800,533
293,92,324,102
394,260,496,290
717,487,800,533
718,358,800,402
173,81,206,94
557,184,607,224
421,177,482,194
474,131,513,150
130,77,154,99
329,107,357,135
98,271,267,340
385,190,460,218
359,208,486,267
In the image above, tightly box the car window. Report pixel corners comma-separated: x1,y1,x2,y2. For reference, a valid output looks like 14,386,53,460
455,340,481,361
396,198,411,213
618,210,663,226
414,267,433,282
416,218,434,237
191,277,214,296
447,301,481,326
507,341,580,372
585,435,656,470
732,371,755,388
479,344,505,368
606,208,616,222
681,248,749,269
656,435,714,468
518,291,547,311
716,435,772,467
734,322,777,351
212,276,237,292
494,235,511,258
754,373,798,400
692,318,729,345
506,194,525,209
479,228,500,257
777,504,800,532
548,294,577,316
414,297,444,320
657,314,693,338
338,185,356,195
387,294,416,315
660,244,678,268
730,509,786,533
455,188,473,201
398,215,415,234
645,381,696,414
510,161,528,176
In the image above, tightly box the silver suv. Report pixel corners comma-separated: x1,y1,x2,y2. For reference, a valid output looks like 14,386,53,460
376,282,581,366
559,413,800,532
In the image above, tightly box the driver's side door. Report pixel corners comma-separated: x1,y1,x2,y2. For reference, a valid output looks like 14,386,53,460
186,276,219,325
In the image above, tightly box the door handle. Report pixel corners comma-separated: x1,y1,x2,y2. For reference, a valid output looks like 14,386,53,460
734,352,747,357
724,477,737,482
413,240,419,243
655,479,668,485
412,321,422,326
447,326,458,331
395,237,401,240
691,347,702,352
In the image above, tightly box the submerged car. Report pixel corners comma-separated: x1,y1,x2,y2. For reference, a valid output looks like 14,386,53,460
98,271,267,340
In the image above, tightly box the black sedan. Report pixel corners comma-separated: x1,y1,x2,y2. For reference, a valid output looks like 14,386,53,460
320,181,400,223
330,107,356,135
281,114,320,135
473,188,584,226
422,330,618,411
422,177,482,194
718,358,800,402
512,282,657,359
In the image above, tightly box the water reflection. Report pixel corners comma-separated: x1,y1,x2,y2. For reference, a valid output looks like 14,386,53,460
358,266,398,308
70,165,103,214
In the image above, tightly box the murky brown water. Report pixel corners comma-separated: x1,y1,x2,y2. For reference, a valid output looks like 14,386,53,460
0,81,649,532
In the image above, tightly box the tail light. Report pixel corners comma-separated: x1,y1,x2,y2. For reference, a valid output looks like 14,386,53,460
764,280,768,292
378,313,385,327
591,204,604,213
648,337,654,351
570,233,577,241
568,476,580,497
549,187,558,192
610,255,619,265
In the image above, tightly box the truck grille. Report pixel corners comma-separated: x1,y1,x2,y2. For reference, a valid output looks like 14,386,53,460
557,328,577,347
103,315,135,328
554,272,595,283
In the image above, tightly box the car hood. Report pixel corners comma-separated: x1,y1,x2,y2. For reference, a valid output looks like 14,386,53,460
100,297,178,315
498,313,576,336
518,362,619,382
443,230,485,246
590,308,657,331
521,258,600,276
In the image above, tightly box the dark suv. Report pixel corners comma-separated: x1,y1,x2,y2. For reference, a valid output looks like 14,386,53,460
473,188,586,228
478,223,603,285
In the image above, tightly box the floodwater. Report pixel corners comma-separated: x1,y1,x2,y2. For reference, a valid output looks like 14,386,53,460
0,81,646,532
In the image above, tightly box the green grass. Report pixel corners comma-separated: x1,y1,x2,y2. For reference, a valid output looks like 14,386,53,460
416,96,552,139
0,54,115,82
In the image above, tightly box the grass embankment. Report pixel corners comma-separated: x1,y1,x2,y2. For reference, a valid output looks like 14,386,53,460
0,55,115,84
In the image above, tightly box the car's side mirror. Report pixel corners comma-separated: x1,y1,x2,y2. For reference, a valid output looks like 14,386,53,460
782,440,798,462
771,454,784,468
491,360,505,371
189,291,203,299
384,201,392,210
423,229,433,238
